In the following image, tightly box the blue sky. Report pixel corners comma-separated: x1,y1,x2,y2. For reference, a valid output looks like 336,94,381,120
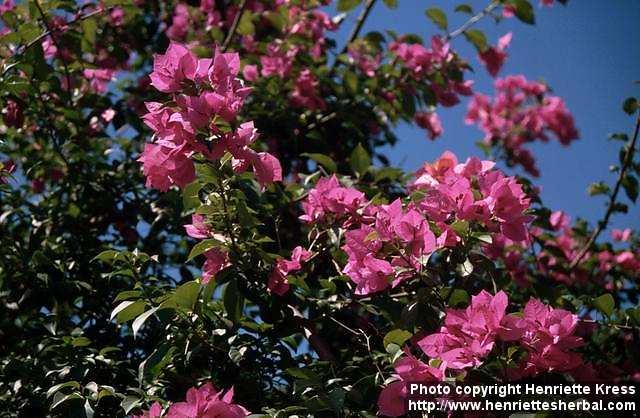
330,0,640,231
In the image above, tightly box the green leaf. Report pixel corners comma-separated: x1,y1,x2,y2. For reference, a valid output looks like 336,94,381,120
51,392,82,410
343,70,358,93
454,4,473,14
337,0,361,12
223,280,244,322
132,307,159,338
626,307,640,326
448,289,469,307
623,97,638,115
463,29,488,52
139,344,176,383
593,294,615,317
509,0,535,25
425,7,448,30
374,167,403,182
350,143,371,176
383,329,412,350
456,258,474,277
382,0,397,8
450,220,469,235
588,181,610,196
92,250,118,264
183,180,202,210
71,336,91,347
473,233,492,244
111,300,146,323
121,396,142,414
301,153,337,173
171,281,200,309
47,381,80,398
187,238,222,261
237,11,255,36
622,174,638,202
114,290,141,302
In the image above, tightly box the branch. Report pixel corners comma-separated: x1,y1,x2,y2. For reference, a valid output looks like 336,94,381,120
340,0,377,55
445,1,499,41
221,0,248,52
569,113,640,269
33,0,72,104
3,6,112,74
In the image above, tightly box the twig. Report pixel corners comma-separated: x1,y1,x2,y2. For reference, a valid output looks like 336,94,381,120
569,113,640,269
340,0,377,55
445,1,499,41
580,319,637,331
221,0,248,52
3,6,111,75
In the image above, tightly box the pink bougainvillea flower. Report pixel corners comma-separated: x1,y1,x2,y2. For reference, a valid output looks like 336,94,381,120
83,68,116,94
414,111,443,140
466,75,578,176
550,210,570,231
479,32,512,77
149,42,198,92
41,36,57,59
202,249,230,283
499,298,584,376
418,290,508,370
611,228,632,242
290,69,326,111
101,108,116,123
138,143,196,191
184,214,212,239
166,3,190,40
260,42,297,78
378,350,445,417
252,152,283,189
299,175,367,224
268,246,312,296
132,402,163,418
3,99,23,128
167,382,248,418
242,64,258,82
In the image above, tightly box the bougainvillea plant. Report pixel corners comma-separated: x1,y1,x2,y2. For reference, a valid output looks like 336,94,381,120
0,0,639,417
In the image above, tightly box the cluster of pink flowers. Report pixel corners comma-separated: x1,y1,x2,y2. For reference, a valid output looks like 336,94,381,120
299,175,367,225
390,36,473,107
411,151,532,243
2,99,23,129
139,42,282,191
466,75,579,176
500,298,584,378
165,0,336,66
418,290,508,370
478,32,512,77
133,382,249,417
267,246,312,295
414,111,443,140
166,0,248,42
259,41,299,79
299,152,532,295
83,68,117,94
287,4,336,59
290,69,326,111
529,211,640,284
378,290,584,416
377,349,445,417
184,214,231,283
348,41,381,78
